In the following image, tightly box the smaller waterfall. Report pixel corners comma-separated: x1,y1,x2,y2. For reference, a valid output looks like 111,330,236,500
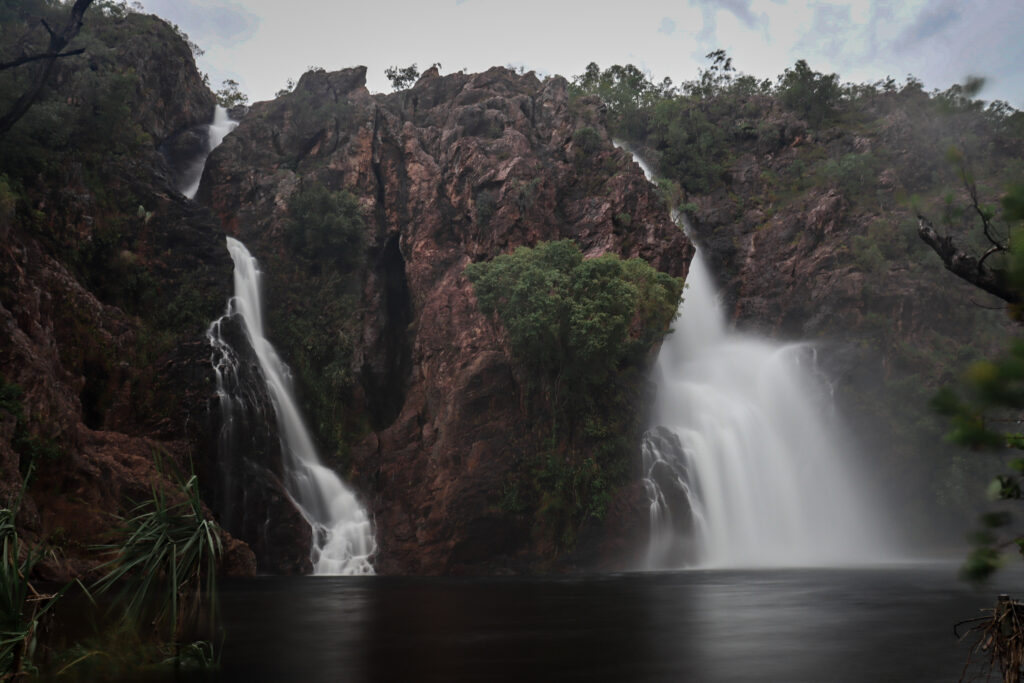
178,106,238,199
209,238,376,575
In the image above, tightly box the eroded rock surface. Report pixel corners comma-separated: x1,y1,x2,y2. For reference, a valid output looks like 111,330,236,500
203,66,692,573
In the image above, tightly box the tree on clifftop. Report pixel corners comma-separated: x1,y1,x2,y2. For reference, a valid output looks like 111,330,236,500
384,64,419,91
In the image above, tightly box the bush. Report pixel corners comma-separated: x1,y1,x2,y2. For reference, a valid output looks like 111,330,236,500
465,240,681,411
822,152,877,196
286,182,365,269
572,127,602,156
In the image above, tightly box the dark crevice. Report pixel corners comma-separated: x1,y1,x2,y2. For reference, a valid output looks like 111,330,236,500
363,233,413,430
80,358,111,430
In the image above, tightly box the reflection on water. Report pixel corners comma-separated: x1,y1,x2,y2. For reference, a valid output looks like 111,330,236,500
174,565,1012,682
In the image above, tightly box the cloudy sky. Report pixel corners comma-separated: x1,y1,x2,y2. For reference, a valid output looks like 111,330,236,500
139,0,1023,108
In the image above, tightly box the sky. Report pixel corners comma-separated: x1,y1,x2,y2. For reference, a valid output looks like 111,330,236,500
138,0,1023,108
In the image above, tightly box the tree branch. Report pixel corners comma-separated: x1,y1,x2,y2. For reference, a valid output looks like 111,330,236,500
0,48,85,71
917,213,1019,304
0,0,94,137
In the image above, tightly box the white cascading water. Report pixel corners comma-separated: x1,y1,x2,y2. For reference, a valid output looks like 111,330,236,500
209,238,376,575
179,105,238,199
625,148,886,568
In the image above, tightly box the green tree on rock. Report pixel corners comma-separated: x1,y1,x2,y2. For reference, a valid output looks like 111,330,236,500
465,240,682,423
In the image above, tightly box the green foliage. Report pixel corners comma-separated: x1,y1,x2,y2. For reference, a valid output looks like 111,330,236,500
467,241,681,549
570,62,673,139
821,152,877,196
572,126,602,156
475,188,497,226
777,59,841,127
932,258,1024,583
286,182,366,269
94,472,222,650
1,487,68,678
648,97,729,194
215,78,247,108
275,77,296,99
384,63,419,91
465,240,681,407
265,181,370,466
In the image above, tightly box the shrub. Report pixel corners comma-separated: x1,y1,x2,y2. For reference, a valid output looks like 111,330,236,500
572,126,602,156
465,240,681,412
286,182,365,269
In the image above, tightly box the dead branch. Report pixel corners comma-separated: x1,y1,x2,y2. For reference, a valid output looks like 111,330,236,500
0,48,85,71
959,595,1024,683
917,213,1019,304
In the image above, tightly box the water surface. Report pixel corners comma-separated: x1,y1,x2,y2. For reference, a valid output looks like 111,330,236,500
197,563,1011,682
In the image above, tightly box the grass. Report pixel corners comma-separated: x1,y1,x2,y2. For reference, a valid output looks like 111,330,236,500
93,472,222,646
0,473,68,679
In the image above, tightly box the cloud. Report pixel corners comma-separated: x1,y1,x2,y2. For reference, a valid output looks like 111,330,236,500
140,0,260,48
689,0,767,45
894,0,961,51
793,3,855,63
658,17,677,35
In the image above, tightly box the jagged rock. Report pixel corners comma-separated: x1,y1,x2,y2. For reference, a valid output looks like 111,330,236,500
202,66,692,574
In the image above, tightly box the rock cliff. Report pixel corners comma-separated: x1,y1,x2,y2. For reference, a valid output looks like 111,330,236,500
0,8,253,578
201,66,692,573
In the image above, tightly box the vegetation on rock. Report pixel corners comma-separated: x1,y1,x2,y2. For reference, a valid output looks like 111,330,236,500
467,240,682,548
571,52,1024,547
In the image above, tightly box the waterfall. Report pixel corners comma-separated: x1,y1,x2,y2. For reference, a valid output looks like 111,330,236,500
178,105,238,199
623,146,887,568
208,238,376,575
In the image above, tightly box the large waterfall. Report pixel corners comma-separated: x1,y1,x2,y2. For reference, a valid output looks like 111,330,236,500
627,149,887,569
208,239,376,574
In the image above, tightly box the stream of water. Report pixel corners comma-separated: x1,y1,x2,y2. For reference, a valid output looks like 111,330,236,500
188,105,374,574
178,105,238,199
208,239,376,574
622,147,890,569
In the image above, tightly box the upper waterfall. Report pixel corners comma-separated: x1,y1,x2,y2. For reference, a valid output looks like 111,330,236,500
178,105,238,199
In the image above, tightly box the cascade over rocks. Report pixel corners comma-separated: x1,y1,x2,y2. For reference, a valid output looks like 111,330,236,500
202,65,692,573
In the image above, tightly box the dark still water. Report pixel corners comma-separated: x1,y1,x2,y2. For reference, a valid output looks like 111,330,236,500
193,564,1014,682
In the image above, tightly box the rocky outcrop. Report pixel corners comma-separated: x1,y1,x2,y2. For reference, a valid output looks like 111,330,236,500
0,9,252,577
201,66,692,573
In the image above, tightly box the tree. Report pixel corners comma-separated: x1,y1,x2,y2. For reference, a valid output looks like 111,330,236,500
928,184,1024,581
285,181,365,269
215,78,248,109
0,0,94,136
464,240,681,419
384,63,419,91
777,59,840,127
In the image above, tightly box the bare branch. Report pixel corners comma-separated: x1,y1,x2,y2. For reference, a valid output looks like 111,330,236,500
917,213,1019,304
977,243,1005,270
0,48,85,71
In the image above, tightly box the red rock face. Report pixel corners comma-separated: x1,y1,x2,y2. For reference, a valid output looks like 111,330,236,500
0,11,255,579
202,66,692,573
